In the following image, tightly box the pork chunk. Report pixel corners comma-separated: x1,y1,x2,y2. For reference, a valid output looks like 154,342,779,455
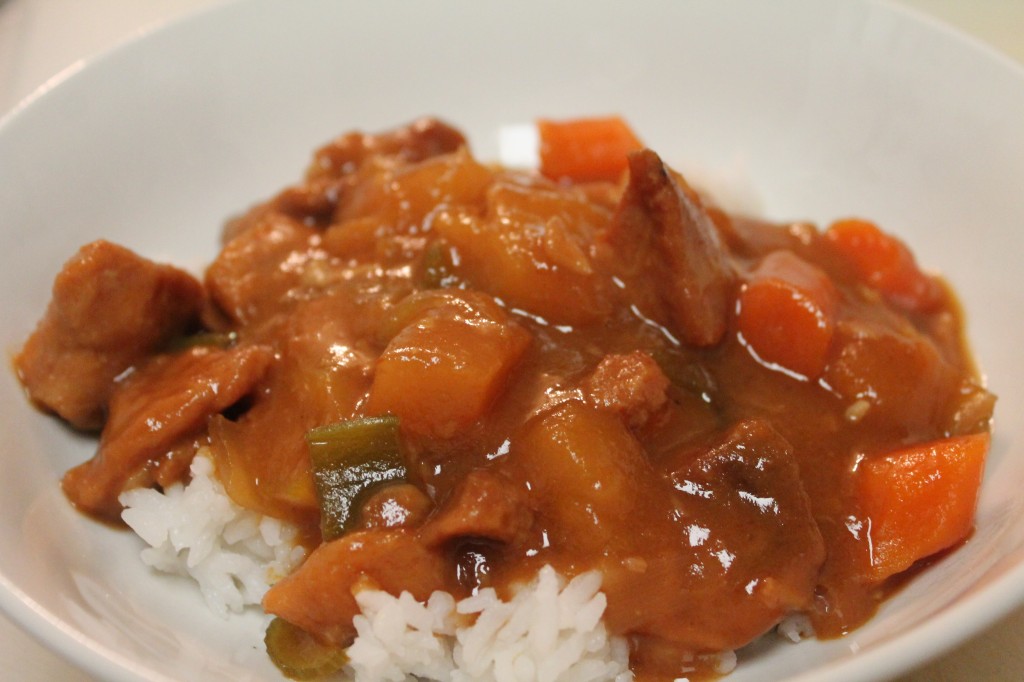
16,241,203,430
606,419,825,651
606,150,735,347
418,469,533,548
583,351,670,429
204,214,317,325
307,117,467,181
263,529,447,647
62,344,273,520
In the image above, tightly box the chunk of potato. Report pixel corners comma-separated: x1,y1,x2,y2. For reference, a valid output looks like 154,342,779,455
506,399,654,554
434,180,612,326
366,291,531,439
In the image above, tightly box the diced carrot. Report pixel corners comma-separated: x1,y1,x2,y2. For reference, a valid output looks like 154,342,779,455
366,291,531,439
538,116,644,183
825,218,943,312
857,431,990,582
736,250,838,379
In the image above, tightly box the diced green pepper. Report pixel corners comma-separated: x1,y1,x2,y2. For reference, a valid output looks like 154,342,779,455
264,617,348,680
305,415,407,540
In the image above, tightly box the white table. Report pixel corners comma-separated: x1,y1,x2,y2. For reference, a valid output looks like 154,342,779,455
1,1,1022,680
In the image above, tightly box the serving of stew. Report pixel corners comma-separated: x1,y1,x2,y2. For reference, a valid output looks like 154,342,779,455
15,117,995,679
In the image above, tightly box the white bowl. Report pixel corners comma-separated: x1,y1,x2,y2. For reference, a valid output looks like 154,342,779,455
1,1,1023,680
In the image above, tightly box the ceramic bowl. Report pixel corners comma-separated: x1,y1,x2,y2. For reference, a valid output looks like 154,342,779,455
1,1,1023,680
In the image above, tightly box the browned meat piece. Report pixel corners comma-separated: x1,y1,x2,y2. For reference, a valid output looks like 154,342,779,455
15,241,204,430
221,178,344,244
582,351,670,429
824,318,960,435
306,117,466,181
691,421,826,592
263,529,448,646
418,469,533,548
605,149,735,347
62,344,273,520
602,419,825,651
357,483,433,530
221,119,466,244
270,176,346,226
204,214,318,325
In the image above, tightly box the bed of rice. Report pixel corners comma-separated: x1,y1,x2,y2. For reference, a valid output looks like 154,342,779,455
119,452,307,617
118,451,754,681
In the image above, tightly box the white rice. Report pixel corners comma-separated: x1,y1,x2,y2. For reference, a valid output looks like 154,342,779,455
346,566,633,682
776,612,815,643
119,450,306,617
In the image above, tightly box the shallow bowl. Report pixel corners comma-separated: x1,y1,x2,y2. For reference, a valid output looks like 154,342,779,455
1,1,1023,680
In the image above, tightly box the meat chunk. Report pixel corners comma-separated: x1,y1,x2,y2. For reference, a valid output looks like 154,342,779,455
62,344,273,520
418,469,532,548
204,214,317,325
668,419,825,618
603,419,825,651
824,318,960,435
605,150,735,346
582,351,670,429
221,177,344,244
263,529,448,646
306,117,467,181
15,241,204,430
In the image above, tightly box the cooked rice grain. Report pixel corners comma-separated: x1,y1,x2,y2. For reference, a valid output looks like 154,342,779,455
347,566,633,682
776,612,815,643
119,450,305,617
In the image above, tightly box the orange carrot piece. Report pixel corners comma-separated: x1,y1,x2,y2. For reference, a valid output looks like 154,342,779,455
858,431,990,582
825,218,942,312
538,116,643,183
736,250,838,380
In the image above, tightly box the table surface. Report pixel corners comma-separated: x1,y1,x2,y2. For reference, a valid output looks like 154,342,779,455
1,1,1022,680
